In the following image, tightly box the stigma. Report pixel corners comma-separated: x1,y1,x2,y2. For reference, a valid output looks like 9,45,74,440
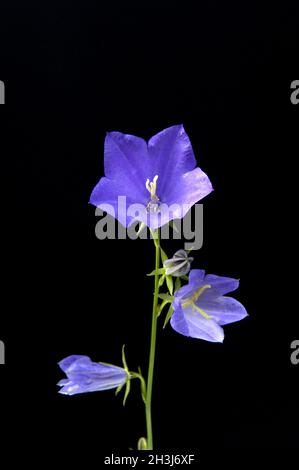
181,284,213,319
146,175,159,199
145,175,160,213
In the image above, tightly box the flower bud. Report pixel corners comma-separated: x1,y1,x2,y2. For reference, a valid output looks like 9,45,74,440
163,249,193,277
137,437,148,450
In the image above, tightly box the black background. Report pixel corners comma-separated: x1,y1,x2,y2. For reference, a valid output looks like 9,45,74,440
1,0,299,465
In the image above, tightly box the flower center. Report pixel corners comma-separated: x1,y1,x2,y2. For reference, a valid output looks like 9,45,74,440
145,175,160,213
181,284,212,319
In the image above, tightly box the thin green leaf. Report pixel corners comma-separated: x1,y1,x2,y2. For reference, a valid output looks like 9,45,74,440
166,275,173,295
175,277,182,291
147,268,165,276
121,344,128,371
123,378,131,406
163,304,174,329
157,298,171,317
158,274,165,287
160,247,168,263
138,367,147,404
158,293,173,301
115,382,125,396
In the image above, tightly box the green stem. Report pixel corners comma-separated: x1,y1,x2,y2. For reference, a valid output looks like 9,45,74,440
145,231,160,450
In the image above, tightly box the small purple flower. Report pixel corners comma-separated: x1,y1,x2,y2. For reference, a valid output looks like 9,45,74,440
57,355,128,395
170,270,248,342
89,125,213,229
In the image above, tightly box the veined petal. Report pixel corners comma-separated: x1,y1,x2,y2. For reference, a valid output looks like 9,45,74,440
171,305,224,342
65,361,126,384
104,132,150,192
57,379,71,386
170,305,190,336
184,307,224,342
203,274,239,296
148,125,197,196
58,355,89,373
197,295,248,326
188,269,206,286
58,370,126,395
89,132,151,217
89,176,144,227
173,282,197,307
164,167,213,210
57,355,127,396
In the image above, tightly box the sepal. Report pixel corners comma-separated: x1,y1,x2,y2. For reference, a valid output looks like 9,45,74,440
163,304,174,328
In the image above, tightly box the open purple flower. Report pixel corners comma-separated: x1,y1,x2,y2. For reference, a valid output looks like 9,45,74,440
89,125,213,229
170,270,248,342
57,355,128,395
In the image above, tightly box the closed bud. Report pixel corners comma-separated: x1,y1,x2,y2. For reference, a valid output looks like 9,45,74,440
137,437,148,450
163,249,193,277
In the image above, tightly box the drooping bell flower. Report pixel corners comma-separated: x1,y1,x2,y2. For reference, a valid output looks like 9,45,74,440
57,355,128,396
170,270,248,342
89,125,213,229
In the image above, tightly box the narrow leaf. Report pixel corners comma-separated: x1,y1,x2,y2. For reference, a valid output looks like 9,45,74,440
166,275,173,295
121,345,128,371
138,367,147,404
158,293,173,301
158,274,165,287
147,268,165,276
123,378,131,406
157,298,171,317
175,277,182,291
115,382,125,396
160,247,168,263
163,304,174,329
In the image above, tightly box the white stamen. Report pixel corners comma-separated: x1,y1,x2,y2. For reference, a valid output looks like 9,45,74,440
145,175,159,199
